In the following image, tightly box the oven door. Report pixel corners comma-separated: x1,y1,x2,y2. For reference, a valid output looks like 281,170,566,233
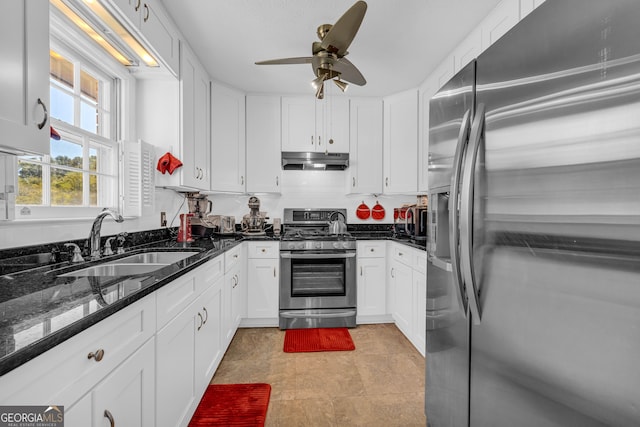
280,250,356,310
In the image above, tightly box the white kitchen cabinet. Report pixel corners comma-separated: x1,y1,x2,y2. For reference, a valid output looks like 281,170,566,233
453,28,482,74
383,90,419,194
520,0,546,19
246,241,279,325
480,0,520,51
223,244,245,345
413,268,426,356
348,98,383,194
418,70,445,192
356,241,387,320
178,41,210,190
91,338,155,427
108,0,180,75
211,82,246,192
389,245,414,336
0,294,156,426
246,95,281,193
156,257,225,427
281,95,349,153
0,0,50,155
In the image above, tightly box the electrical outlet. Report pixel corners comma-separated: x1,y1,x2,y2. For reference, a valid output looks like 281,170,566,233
160,211,167,227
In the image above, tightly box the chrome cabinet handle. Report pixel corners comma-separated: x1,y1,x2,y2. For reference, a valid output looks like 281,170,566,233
311,135,314,145
318,136,321,146
360,266,363,276
385,177,389,187
135,0,141,11
202,307,208,324
391,267,395,278
275,176,279,186
352,177,356,187
460,104,485,325
197,312,204,330
36,98,48,130
449,109,471,317
241,176,244,185
273,267,276,277
88,349,105,362
104,410,115,427
143,4,149,22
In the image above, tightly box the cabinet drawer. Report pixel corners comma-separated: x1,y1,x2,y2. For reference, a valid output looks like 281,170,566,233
357,241,386,258
1,295,156,406
413,250,427,275
391,243,412,266
156,270,199,329
246,241,278,259
225,244,244,271
200,254,224,285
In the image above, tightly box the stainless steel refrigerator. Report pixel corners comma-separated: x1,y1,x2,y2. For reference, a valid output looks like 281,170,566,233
426,0,640,426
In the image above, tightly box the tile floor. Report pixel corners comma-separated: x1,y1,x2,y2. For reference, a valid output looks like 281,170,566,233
211,323,427,426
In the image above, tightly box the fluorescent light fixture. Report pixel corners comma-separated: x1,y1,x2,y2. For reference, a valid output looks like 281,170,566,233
81,0,159,67
51,0,133,66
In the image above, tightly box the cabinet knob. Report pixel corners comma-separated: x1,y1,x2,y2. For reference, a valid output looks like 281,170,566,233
88,349,105,362
261,248,266,253
104,409,115,427
329,138,334,145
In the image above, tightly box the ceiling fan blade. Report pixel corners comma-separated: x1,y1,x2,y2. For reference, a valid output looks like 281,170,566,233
255,57,314,65
320,1,367,56
333,57,366,86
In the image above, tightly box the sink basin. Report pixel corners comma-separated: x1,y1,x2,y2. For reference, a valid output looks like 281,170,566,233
107,251,200,265
58,263,168,277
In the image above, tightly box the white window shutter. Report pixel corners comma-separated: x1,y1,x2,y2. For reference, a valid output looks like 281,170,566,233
121,140,155,217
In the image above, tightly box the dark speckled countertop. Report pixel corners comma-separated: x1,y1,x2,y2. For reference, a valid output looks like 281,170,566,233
0,224,423,377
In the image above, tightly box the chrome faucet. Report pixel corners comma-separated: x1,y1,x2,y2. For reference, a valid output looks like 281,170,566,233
89,208,124,260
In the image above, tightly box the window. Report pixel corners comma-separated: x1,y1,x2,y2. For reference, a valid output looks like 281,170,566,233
16,47,120,218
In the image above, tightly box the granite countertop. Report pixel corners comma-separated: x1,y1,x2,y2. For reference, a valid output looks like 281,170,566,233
0,226,422,377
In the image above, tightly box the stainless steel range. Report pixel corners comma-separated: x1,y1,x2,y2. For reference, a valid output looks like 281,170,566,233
279,208,356,329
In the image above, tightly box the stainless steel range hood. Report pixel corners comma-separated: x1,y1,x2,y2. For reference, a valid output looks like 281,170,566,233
281,152,349,170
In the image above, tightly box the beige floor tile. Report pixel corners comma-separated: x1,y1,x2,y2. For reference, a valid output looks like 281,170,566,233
212,324,426,426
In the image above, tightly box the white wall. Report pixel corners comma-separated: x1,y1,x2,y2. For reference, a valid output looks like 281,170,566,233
204,170,415,226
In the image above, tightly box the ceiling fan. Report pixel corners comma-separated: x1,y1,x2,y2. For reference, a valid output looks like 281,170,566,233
255,1,367,99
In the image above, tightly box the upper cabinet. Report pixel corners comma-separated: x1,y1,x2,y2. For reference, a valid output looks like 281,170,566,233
246,95,281,193
179,42,210,190
383,90,418,194
0,0,50,155
211,82,246,193
520,0,547,19
281,96,349,153
348,98,383,194
109,0,180,76
480,0,520,51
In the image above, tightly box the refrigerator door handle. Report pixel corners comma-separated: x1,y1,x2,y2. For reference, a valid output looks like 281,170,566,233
460,103,485,325
449,109,471,316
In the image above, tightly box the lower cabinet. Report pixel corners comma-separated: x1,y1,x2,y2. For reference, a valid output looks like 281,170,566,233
246,241,279,325
223,244,245,346
356,241,387,320
387,242,427,356
156,259,225,427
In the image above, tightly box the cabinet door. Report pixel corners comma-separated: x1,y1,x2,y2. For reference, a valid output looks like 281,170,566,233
211,82,246,192
318,96,350,153
357,257,386,316
281,96,316,152
413,270,426,356
92,338,155,427
139,0,180,76
383,90,418,194
195,277,224,393
0,0,50,155
390,260,413,337
232,263,247,328
156,305,198,427
349,98,383,194
180,41,210,190
223,263,241,345
246,95,281,193
110,0,141,28
247,258,279,319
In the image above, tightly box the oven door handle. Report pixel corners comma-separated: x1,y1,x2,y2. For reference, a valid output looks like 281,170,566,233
280,252,356,259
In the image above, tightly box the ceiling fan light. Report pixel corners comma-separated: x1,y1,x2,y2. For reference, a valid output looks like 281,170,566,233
311,75,324,90
334,79,349,92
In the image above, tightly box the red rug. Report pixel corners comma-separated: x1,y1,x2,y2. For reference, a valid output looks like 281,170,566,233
188,383,271,427
283,327,356,353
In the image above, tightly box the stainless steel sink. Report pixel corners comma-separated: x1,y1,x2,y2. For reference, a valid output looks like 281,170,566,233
57,251,201,277
107,251,200,265
58,263,168,277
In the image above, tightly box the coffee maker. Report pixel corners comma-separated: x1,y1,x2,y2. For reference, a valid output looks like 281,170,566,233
185,192,217,237
241,196,268,236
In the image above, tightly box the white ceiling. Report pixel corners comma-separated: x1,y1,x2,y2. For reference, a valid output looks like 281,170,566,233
160,0,502,97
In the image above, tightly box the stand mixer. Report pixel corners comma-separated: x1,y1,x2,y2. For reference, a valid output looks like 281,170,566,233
241,196,268,236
